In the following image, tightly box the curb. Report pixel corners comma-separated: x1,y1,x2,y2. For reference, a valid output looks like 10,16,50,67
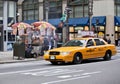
0,57,44,64
0,59,35,64
0,50,120,64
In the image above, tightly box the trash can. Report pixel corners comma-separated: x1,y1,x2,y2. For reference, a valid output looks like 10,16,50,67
13,41,25,59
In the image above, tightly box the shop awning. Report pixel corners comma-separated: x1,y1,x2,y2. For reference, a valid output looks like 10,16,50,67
48,18,61,27
48,17,89,27
68,17,89,26
92,16,106,26
114,16,120,26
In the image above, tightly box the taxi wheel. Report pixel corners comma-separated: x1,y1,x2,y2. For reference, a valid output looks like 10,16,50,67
50,61,58,65
73,53,82,64
104,51,111,61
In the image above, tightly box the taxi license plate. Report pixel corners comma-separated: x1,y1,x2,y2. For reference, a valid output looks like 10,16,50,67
50,56,55,60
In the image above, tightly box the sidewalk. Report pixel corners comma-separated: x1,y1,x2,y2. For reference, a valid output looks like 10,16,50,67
0,47,120,64
0,51,43,64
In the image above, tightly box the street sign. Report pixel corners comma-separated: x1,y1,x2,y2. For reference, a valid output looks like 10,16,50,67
60,14,67,22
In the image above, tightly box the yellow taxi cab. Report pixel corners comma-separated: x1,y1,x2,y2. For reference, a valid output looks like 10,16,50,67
43,37,117,65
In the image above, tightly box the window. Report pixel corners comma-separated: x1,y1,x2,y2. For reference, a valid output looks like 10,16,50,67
94,39,105,46
45,0,62,19
0,1,3,17
63,39,86,47
115,0,120,16
68,0,89,18
87,39,94,46
22,0,39,21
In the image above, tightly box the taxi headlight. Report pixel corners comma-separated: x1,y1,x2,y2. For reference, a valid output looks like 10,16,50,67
61,52,71,56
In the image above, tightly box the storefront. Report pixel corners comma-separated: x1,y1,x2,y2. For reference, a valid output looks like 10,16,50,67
68,17,89,40
0,0,17,51
92,16,106,38
48,16,106,47
114,16,120,45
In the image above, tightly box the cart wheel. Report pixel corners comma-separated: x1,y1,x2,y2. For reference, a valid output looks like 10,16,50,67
33,53,37,58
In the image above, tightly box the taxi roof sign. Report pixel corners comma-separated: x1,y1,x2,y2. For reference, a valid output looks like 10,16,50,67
77,30,94,37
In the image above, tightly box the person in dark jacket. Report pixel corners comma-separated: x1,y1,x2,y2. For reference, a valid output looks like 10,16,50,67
118,37,120,46
107,38,111,44
43,37,49,51
40,37,49,56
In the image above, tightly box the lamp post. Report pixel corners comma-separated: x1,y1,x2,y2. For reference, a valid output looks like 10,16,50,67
64,6,72,42
88,0,93,31
96,18,99,37
44,0,49,22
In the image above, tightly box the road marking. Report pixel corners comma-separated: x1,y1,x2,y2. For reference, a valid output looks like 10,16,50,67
41,71,101,84
58,75,72,78
57,71,101,79
41,75,90,84
44,70,83,77
0,64,81,75
22,69,83,77
82,71,101,76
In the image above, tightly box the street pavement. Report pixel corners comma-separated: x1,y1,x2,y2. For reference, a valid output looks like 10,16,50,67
0,47,120,64
0,50,43,64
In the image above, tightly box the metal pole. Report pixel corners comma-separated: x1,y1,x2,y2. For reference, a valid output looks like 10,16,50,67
88,0,93,31
45,0,49,22
65,6,72,42
66,11,69,42
89,16,92,31
45,0,49,36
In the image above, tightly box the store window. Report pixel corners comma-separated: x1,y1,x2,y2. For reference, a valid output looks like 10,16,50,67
75,26,84,32
69,26,74,32
69,26,85,40
115,0,120,16
115,26,120,34
22,0,39,20
68,0,89,18
46,0,62,19
0,1,3,17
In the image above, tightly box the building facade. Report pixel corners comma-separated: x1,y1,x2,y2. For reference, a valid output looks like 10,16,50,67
1,0,120,51
17,0,120,45
0,0,17,51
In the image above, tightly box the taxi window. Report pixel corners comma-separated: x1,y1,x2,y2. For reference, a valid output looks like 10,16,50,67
87,39,94,46
63,40,86,47
94,39,105,45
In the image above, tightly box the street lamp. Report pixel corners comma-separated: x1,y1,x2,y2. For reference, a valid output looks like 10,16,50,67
44,0,49,22
64,6,72,42
88,0,93,31
96,18,99,37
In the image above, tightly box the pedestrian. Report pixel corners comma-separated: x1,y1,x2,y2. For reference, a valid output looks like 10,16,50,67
43,37,49,51
48,37,54,50
50,37,54,49
107,38,111,44
40,36,49,56
118,37,120,47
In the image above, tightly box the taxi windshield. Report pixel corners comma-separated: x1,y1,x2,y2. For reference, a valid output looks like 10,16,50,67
63,39,86,47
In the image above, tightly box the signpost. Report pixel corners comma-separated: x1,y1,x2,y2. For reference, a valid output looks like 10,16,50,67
88,0,93,31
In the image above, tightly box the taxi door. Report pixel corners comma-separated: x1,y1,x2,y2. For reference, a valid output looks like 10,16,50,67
94,39,106,57
85,39,97,59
